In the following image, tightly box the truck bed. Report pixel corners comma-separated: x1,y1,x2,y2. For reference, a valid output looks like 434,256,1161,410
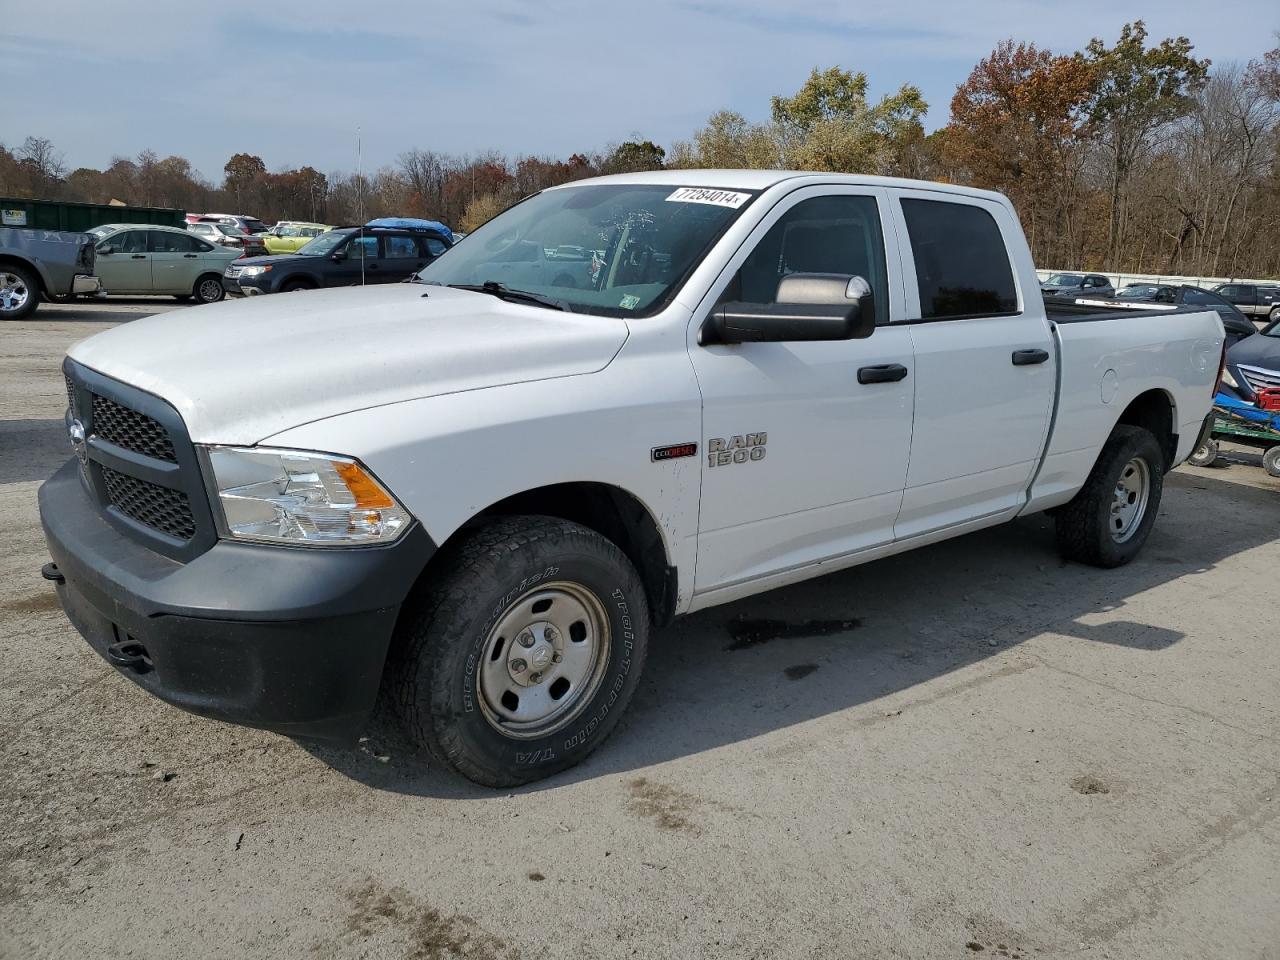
1043,296,1205,324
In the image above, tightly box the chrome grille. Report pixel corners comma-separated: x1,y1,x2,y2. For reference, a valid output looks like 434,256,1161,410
1238,364,1280,394
65,374,76,415
91,394,177,462
101,467,196,541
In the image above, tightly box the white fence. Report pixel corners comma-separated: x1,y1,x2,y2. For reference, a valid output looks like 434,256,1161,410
1036,268,1278,290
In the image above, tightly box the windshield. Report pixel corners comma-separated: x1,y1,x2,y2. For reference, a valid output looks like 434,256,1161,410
1117,284,1159,299
415,184,756,316
1044,273,1084,286
295,230,351,256
88,225,115,238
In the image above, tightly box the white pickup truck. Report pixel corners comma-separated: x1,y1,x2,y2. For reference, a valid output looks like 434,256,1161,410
40,171,1224,786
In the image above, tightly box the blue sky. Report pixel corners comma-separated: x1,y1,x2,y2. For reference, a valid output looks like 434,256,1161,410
4,0,1276,183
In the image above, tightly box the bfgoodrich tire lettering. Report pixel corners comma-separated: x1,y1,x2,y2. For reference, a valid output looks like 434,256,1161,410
1055,425,1164,568
391,515,650,787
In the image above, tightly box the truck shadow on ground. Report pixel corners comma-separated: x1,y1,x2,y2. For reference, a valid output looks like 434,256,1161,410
305,469,1280,799
33,298,183,323
0,420,70,484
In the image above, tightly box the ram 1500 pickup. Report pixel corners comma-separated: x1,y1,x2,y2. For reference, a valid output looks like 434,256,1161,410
39,172,1224,786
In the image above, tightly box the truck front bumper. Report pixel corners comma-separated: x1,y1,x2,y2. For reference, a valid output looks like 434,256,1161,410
38,459,435,742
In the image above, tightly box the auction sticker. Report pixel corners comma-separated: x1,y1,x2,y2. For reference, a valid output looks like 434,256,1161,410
665,187,750,208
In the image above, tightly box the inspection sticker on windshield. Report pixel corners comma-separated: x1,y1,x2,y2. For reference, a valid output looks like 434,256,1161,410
665,187,751,209
618,294,641,310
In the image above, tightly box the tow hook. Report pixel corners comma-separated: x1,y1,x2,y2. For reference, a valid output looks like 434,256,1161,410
41,562,65,584
107,639,153,675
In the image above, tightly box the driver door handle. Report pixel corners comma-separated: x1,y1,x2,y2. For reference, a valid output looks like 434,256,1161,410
1012,348,1050,365
858,363,909,384
130,254,146,260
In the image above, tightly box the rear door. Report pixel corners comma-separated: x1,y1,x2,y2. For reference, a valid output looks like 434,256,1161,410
688,186,916,594
148,229,207,293
382,233,429,281
890,191,1056,539
95,229,152,293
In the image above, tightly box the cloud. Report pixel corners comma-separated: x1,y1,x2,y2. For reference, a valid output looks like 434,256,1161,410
4,0,1276,181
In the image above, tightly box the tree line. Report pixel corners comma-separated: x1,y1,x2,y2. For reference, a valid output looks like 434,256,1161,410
3,21,1278,278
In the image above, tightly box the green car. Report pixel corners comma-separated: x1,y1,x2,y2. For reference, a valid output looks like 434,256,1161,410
262,221,333,255
89,224,243,303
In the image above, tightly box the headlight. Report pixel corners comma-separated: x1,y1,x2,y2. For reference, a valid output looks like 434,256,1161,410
238,265,270,278
203,447,410,546
1221,366,1239,389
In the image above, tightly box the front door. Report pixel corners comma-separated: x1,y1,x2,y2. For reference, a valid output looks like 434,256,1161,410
95,229,152,293
890,191,1056,539
329,233,381,286
688,187,916,595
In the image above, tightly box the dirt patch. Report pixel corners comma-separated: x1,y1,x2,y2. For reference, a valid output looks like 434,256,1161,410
1071,775,1111,796
2,591,61,613
343,879,519,960
626,777,702,833
725,618,860,650
783,663,819,680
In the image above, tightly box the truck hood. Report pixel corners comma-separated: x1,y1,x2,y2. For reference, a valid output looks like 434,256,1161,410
68,284,629,444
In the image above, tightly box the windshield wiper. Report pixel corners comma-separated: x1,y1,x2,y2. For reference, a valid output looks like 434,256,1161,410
447,281,569,312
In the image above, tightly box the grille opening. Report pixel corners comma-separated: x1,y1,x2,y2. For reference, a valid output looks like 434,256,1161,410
65,375,76,415
102,467,196,540
91,394,177,463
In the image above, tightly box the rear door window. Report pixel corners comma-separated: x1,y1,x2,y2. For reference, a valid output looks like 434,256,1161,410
901,198,1018,319
385,235,420,258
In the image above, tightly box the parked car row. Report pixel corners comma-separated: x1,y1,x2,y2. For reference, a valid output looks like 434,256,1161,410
224,218,453,296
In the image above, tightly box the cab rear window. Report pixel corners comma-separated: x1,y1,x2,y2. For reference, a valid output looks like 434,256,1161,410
901,199,1018,320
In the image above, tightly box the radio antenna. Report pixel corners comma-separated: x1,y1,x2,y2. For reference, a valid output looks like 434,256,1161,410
356,127,365,286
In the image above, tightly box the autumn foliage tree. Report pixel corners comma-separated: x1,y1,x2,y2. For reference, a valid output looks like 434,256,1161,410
947,41,1096,265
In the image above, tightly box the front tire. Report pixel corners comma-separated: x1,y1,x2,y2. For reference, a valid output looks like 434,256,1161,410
391,516,650,787
1056,426,1164,568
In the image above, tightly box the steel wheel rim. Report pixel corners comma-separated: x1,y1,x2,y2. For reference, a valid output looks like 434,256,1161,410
0,272,30,312
198,279,222,302
1110,456,1150,543
477,580,610,740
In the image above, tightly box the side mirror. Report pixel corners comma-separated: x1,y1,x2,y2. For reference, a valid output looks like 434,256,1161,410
701,273,876,345
330,250,347,261
98,244,114,255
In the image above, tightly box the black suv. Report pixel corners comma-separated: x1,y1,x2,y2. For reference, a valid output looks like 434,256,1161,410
226,225,451,295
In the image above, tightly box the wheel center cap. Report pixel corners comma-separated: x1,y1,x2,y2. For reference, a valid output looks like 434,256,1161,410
529,645,552,670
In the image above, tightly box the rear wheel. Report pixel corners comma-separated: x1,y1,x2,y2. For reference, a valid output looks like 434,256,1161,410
391,516,650,787
1187,437,1218,467
193,274,225,304
1056,426,1164,568
1264,446,1280,478
0,264,40,320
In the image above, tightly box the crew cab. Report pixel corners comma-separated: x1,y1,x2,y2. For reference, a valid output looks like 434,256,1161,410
39,172,1223,787
1212,282,1280,322
226,223,451,294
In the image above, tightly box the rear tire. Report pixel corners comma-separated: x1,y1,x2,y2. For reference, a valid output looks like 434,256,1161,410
1264,446,1280,478
1187,438,1218,467
390,516,650,787
1056,426,1164,568
193,274,225,304
0,263,40,320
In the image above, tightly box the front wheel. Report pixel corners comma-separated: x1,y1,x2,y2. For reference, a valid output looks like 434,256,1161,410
1187,437,1218,467
1264,446,1280,478
193,274,225,304
1056,426,1164,568
391,516,650,787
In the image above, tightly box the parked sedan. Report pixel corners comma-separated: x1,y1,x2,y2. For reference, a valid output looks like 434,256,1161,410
87,224,242,303
188,221,268,256
262,222,332,255
1221,318,1280,403
1080,283,1258,345
227,224,450,295
1040,272,1115,299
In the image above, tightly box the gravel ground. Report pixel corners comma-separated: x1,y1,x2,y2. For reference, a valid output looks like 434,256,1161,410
2,299,1278,960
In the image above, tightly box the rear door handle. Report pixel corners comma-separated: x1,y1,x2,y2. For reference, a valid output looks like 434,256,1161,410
1012,348,1050,366
130,254,146,260
183,253,197,259
857,363,909,384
